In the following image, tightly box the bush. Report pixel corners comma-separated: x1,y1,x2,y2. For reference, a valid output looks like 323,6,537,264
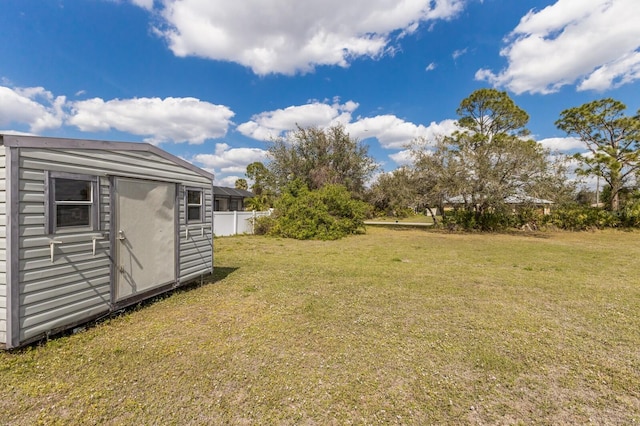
268,181,370,240
441,209,519,231
253,215,276,235
543,206,620,230
619,199,640,227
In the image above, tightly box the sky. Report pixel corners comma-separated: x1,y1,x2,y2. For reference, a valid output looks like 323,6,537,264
1,0,639,187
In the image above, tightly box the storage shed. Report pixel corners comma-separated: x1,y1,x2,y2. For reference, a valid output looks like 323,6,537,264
0,134,214,349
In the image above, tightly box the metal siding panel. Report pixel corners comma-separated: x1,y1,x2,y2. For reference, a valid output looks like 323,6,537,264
19,258,111,283
21,302,110,341
0,147,4,345
22,267,110,294
20,240,109,260
6,147,20,348
21,233,106,249
20,283,110,318
178,187,212,282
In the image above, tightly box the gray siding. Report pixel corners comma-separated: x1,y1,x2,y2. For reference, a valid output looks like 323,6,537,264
16,147,212,343
0,148,6,344
179,186,214,282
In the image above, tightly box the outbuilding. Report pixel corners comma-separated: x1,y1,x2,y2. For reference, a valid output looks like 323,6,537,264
0,134,214,349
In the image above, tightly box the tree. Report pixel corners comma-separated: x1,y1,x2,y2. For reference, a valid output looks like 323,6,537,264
268,124,378,198
367,167,417,217
234,178,248,190
409,136,465,223
245,161,274,196
440,88,559,213
556,98,640,211
244,161,276,210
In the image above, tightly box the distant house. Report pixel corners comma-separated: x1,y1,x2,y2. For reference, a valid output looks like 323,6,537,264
444,194,554,215
504,195,554,215
213,186,254,211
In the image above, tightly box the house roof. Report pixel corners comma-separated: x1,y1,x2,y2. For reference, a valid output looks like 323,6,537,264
504,195,554,205
213,186,254,198
445,194,554,205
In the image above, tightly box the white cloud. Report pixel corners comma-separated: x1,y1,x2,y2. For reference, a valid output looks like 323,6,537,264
130,0,154,10
389,149,414,166
238,97,460,152
578,51,640,91
425,62,437,71
347,117,459,149
0,85,66,132
238,98,459,150
147,0,465,75
476,0,640,94
538,137,585,152
237,99,358,140
68,96,234,144
192,142,268,176
452,48,468,60
215,175,246,188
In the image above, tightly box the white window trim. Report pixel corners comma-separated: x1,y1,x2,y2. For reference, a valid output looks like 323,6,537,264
46,171,100,234
185,187,203,223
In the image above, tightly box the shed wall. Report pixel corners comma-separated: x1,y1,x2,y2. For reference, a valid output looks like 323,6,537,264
179,185,214,282
0,148,6,344
16,147,212,343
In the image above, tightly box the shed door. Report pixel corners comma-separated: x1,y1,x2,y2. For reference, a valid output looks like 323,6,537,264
114,177,176,302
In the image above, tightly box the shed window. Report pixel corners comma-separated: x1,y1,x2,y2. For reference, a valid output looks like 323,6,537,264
48,173,99,232
186,189,203,222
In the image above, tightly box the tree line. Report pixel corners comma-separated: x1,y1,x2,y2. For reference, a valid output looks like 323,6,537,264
235,89,640,237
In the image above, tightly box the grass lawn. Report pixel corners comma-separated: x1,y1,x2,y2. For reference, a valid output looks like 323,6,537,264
367,214,435,224
1,227,639,424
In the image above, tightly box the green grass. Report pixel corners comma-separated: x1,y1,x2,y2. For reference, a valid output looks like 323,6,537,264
1,228,639,424
368,214,435,224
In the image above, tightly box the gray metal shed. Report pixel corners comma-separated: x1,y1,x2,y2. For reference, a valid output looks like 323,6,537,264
0,134,214,348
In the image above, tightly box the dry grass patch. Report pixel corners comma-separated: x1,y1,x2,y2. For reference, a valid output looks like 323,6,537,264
1,228,639,424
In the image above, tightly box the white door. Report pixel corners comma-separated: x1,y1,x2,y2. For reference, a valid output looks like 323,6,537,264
114,177,176,302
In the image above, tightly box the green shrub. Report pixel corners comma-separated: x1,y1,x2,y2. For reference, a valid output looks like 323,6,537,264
441,209,519,231
543,206,620,230
619,199,640,227
253,215,276,235
268,180,370,240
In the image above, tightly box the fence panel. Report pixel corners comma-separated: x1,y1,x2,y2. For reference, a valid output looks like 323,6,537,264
213,211,271,237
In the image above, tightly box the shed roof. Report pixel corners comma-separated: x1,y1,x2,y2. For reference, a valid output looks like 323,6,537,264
213,186,254,198
0,134,214,181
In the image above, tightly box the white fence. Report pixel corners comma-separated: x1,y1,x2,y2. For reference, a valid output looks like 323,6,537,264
213,210,272,237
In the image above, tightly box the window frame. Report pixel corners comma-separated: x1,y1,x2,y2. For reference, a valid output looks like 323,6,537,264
185,187,204,223
46,171,100,234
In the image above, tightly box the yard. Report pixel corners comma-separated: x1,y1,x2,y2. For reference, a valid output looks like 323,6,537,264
1,228,639,424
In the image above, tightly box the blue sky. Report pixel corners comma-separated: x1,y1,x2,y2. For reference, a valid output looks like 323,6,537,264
1,0,639,187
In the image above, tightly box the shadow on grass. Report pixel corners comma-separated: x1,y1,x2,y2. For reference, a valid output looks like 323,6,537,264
209,266,239,283
12,267,240,352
